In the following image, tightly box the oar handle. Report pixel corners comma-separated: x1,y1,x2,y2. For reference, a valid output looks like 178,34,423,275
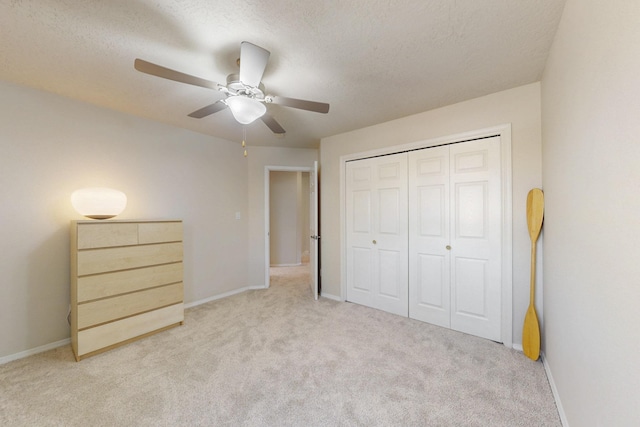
530,240,537,303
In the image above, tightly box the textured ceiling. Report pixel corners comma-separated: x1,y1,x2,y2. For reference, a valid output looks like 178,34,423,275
0,0,566,148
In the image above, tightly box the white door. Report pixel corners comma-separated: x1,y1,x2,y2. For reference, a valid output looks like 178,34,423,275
449,137,502,341
346,153,408,316
408,145,451,328
408,137,502,341
310,161,319,300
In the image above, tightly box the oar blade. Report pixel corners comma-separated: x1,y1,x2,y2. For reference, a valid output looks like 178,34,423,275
526,188,544,242
522,305,541,361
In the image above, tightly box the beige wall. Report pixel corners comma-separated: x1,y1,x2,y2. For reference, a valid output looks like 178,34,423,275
541,0,640,425
269,171,311,266
320,83,542,347
270,171,300,265
0,80,249,358
246,146,318,286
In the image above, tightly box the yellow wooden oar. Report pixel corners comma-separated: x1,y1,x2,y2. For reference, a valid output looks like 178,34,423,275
523,188,544,361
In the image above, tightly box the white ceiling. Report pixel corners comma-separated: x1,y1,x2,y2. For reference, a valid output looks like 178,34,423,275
0,0,566,149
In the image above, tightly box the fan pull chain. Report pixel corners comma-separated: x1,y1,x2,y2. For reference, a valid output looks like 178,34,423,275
242,126,247,157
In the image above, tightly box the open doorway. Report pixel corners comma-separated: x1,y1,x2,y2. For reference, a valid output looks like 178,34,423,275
270,170,310,266
265,166,320,299
265,164,319,299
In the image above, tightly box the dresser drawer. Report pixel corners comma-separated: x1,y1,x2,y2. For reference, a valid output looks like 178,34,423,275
77,303,184,356
138,222,183,244
77,283,183,329
77,223,138,249
77,242,183,276
77,263,183,302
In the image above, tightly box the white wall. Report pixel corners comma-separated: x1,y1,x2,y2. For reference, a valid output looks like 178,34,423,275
541,0,640,425
246,147,318,286
320,83,542,347
0,80,249,359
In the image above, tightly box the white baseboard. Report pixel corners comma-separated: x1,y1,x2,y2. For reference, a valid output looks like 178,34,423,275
184,286,264,309
3,286,338,365
512,343,523,352
320,293,342,302
541,351,569,427
0,338,70,366
270,263,302,267
2,287,265,365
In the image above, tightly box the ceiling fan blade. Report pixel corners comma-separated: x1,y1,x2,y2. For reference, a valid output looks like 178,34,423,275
270,96,330,114
239,42,270,88
188,102,228,119
261,114,286,134
134,59,219,90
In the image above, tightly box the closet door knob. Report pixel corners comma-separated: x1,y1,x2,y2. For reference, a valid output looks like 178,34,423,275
446,245,451,250
372,240,377,245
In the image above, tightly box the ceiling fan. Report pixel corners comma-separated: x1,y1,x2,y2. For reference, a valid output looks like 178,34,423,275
134,41,330,135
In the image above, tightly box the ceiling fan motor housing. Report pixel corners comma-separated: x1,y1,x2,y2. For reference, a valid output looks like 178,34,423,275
225,73,265,100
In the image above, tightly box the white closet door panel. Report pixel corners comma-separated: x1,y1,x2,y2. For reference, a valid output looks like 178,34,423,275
352,190,372,233
347,246,375,307
415,253,448,324
346,154,408,317
346,162,375,308
378,249,402,297
373,155,408,316
408,146,450,327
454,257,487,316
456,182,487,238
345,163,373,304
417,254,445,305
352,247,373,292
450,137,502,341
378,188,401,234
418,185,446,236
378,161,401,180
350,164,372,188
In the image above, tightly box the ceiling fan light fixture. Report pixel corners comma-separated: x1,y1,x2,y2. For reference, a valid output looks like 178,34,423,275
226,96,266,124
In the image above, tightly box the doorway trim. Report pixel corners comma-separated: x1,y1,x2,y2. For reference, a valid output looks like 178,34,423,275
339,124,513,347
264,165,313,288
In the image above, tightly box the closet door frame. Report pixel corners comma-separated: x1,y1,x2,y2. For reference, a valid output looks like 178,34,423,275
339,124,513,348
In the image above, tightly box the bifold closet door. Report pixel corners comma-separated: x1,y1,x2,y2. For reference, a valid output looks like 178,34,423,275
408,137,502,341
346,153,408,317
408,145,451,329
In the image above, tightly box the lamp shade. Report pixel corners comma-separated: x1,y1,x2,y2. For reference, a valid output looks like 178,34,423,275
71,187,127,219
226,96,266,124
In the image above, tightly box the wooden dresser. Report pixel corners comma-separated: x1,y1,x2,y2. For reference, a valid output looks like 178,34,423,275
70,220,184,361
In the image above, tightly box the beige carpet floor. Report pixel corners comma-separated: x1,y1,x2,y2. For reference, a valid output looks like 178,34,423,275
0,264,560,426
